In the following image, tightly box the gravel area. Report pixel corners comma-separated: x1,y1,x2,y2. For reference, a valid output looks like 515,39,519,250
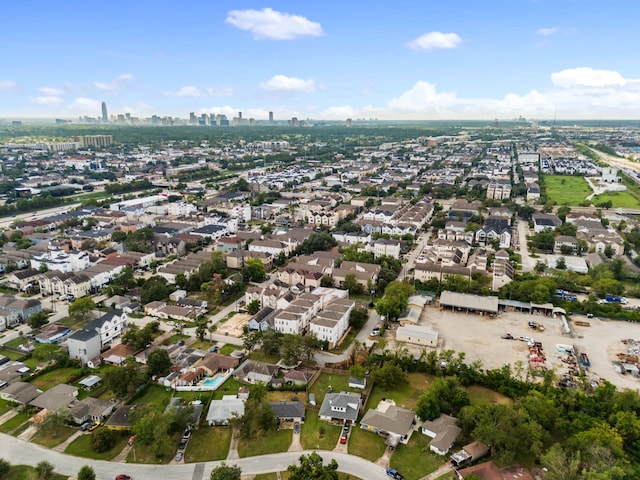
396,306,640,390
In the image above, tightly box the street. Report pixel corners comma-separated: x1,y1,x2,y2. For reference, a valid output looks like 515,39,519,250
0,433,390,480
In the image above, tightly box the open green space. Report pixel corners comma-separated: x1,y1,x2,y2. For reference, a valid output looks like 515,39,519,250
591,190,640,209
365,372,433,411
126,431,181,464
308,372,353,405
30,367,83,391
57,315,89,331
185,426,232,462
247,350,281,365
389,432,444,480
2,337,31,350
300,409,342,450
219,344,238,355
31,424,77,448
237,428,292,457
542,175,592,205
129,384,173,408
0,349,28,362
212,377,242,400
347,425,386,462
64,430,130,460
0,410,31,434
0,399,13,417
465,385,512,406
5,465,67,480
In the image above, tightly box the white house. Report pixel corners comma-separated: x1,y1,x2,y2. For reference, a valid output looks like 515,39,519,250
31,246,90,273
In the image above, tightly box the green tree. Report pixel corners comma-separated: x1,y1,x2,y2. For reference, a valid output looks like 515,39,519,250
140,276,171,304
28,311,49,329
375,280,414,323
68,297,96,323
146,349,171,378
32,343,60,361
35,461,54,480
103,360,145,398
91,427,117,453
0,458,9,478
247,299,261,315
210,462,242,480
416,392,441,421
372,361,408,391
287,452,339,480
342,273,360,294
77,465,96,480
39,408,71,437
242,258,266,283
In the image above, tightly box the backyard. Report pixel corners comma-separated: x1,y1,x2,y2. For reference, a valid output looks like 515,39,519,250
30,367,83,391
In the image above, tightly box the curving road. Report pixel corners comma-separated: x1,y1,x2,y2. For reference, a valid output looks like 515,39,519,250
0,434,389,480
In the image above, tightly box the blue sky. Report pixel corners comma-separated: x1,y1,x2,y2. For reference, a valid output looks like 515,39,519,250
2,0,640,120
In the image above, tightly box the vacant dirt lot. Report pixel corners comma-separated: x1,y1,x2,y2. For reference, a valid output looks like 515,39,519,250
402,306,640,390
216,313,251,337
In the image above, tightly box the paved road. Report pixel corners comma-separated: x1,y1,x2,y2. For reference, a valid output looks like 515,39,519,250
517,220,536,273
0,433,390,480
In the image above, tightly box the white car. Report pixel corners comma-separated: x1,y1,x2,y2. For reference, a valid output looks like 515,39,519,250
166,321,175,326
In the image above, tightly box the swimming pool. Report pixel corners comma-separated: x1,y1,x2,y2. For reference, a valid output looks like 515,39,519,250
202,375,226,389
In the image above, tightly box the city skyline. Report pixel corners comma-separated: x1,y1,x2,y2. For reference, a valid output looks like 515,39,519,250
2,0,640,120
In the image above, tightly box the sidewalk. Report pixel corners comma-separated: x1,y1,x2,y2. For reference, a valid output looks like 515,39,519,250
53,430,83,452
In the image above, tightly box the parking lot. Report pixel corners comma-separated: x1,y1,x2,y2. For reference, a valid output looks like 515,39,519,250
406,306,640,390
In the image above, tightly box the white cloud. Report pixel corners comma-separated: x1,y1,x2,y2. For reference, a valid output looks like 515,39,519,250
406,32,462,51
226,8,323,40
93,74,134,92
260,75,317,93
0,80,19,92
38,86,65,96
536,26,576,36
30,96,64,106
164,86,234,97
67,97,101,112
551,67,627,88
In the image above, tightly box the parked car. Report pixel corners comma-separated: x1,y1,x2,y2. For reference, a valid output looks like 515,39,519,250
293,422,300,434
128,435,136,446
175,451,183,462
182,429,192,440
80,422,92,432
340,432,348,444
88,421,101,432
386,468,404,480
115,475,131,480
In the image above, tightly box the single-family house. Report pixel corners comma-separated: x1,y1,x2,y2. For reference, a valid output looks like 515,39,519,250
360,399,416,447
69,397,114,424
319,392,362,423
206,395,246,426
422,414,462,455
268,401,305,423
29,384,78,411
233,360,280,384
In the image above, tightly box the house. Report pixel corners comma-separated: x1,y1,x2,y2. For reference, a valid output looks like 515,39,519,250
247,307,277,332
0,295,42,322
206,395,246,426
319,392,362,423
422,414,462,455
532,213,562,233
309,298,355,348
4,268,39,292
194,353,239,375
233,360,280,384
396,325,438,347
475,218,512,249
67,310,127,366
360,399,416,447
554,235,579,254
332,261,380,289
456,462,534,480
284,369,316,387
0,381,41,406
34,323,71,344
268,401,305,423
69,397,114,424
29,384,78,411
105,404,135,430
348,377,366,390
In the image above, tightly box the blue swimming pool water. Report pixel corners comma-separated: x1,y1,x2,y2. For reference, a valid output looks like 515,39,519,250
203,375,225,388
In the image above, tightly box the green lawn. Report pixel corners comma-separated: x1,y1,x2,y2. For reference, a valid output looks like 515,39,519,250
219,344,238,355
237,429,292,457
30,367,83,391
308,372,353,405
300,410,342,450
248,350,281,364
591,190,640,209
465,385,512,406
185,427,232,462
31,424,76,448
129,384,173,408
64,430,130,460
0,410,31,434
0,399,13,417
0,349,28,362
389,432,444,480
542,175,593,205
57,315,88,331
365,372,433,411
347,426,386,462
212,377,242,400
5,465,67,480
126,431,181,464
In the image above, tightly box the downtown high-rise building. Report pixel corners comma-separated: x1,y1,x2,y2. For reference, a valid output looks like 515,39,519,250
101,102,108,123
269,111,274,123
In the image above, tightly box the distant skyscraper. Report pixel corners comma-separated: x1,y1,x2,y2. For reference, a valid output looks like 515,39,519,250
269,111,274,123
101,102,108,123
346,118,352,127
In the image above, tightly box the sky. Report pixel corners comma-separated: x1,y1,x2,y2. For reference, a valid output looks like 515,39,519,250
2,0,640,121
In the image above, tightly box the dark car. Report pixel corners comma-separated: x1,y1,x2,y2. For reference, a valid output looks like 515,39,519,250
80,422,92,432
293,422,300,434
386,468,404,480
343,423,350,433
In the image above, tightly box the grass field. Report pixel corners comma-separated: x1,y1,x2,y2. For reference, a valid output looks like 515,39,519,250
0,410,31,434
347,425,386,462
5,465,67,480
64,430,130,460
30,367,83,391
308,373,353,405
591,190,640,209
542,175,593,205
126,431,181,464
300,410,342,450
129,384,173,408
185,427,232,462
31,424,76,448
389,433,444,480
237,429,292,458
365,372,433,411
466,385,512,405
